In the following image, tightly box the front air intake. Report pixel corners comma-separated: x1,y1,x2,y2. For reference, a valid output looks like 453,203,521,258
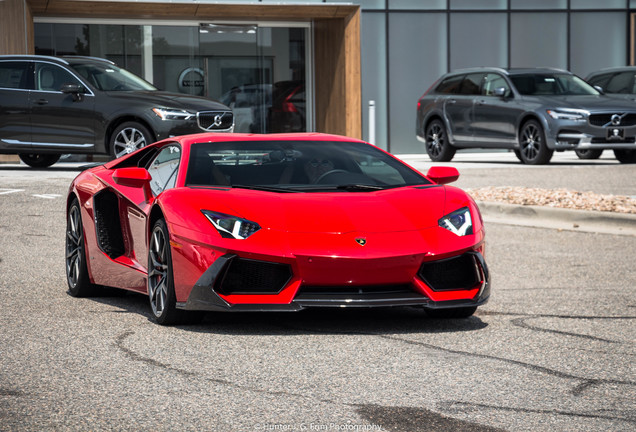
417,253,482,291
214,257,292,295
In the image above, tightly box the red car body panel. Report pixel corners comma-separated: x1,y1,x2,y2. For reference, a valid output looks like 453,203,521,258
67,133,490,313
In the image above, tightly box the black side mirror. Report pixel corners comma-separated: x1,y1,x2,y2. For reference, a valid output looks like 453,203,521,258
61,83,85,102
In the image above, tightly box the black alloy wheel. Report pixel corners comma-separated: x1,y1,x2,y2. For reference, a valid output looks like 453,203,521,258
148,219,203,325
575,149,603,160
425,119,456,162
613,149,636,163
19,153,61,168
110,121,153,159
66,199,97,297
517,120,553,165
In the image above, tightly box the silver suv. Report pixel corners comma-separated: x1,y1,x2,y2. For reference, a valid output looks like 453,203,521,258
416,67,636,164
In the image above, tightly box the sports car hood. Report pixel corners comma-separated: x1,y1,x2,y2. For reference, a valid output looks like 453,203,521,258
187,185,447,234
522,94,636,112
104,90,230,111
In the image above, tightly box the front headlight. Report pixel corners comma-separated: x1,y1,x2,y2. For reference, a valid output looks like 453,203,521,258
152,107,194,121
546,109,587,121
202,210,260,239
439,207,473,236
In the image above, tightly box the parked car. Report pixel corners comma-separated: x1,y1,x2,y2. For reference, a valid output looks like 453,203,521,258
585,66,636,159
0,55,233,167
65,132,490,325
269,80,306,132
416,67,636,164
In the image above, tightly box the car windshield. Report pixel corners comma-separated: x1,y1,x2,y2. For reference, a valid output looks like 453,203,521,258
69,62,157,91
186,140,430,191
510,73,599,96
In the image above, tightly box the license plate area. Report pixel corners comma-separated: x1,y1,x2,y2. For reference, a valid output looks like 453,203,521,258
607,128,625,140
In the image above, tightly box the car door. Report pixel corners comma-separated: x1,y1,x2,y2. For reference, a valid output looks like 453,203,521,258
29,61,96,152
472,73,520,148
0,60,32,151
443,73,482,143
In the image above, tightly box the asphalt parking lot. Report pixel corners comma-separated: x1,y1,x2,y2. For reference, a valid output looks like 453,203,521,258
0,153,635,431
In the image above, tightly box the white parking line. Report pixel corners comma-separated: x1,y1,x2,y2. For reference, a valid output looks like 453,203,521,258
32,194,62,199
0,188,24,195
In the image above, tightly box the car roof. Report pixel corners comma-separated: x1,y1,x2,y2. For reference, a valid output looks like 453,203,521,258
0,54,115,66
586,66,636,77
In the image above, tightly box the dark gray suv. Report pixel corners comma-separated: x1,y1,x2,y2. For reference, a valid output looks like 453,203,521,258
0,55,233,167
416,67,636,164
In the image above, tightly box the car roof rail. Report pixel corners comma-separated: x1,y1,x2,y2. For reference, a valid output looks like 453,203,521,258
62,55,116,65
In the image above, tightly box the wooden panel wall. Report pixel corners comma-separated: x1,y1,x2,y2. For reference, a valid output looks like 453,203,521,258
0,0,33,55
314,11,361,139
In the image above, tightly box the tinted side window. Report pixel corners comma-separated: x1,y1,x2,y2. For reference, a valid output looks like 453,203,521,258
0,61,29,90
34,63,82,92
435,75,464,94
587,73,611,89
482,73,511,96
459,73,484,95
148,145,181,196
605,72,635,94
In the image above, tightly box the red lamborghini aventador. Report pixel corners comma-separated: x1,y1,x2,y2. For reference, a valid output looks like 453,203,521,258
65,133,490,325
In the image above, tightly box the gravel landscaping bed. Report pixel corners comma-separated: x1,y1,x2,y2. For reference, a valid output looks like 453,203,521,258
467,187,636,214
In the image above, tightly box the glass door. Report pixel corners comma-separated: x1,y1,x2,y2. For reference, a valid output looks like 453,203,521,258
200,24,308,134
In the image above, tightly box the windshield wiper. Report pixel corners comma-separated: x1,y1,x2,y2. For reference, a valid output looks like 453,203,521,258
231,184,300,193
335,184,386,191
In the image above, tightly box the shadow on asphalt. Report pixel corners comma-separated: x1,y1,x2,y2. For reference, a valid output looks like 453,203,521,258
81,289,489,336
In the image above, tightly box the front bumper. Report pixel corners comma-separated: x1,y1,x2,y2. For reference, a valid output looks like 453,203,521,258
544,117,636,151
177,251,491,312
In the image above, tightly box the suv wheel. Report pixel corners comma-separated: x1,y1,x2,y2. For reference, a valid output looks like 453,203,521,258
575,149,603,160
613,149,636,164
18,153,61,168
518,120,553,165
425,119,456,162
110,122,153,159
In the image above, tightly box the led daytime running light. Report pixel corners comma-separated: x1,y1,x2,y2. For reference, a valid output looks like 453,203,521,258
202,210,260,240
439,207,473,236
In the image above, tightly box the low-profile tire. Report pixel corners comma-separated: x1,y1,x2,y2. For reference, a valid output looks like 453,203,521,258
425,306,477,319
424,119,456,162
148,219,203,325
517,120,553,165
575,149,603,160
110,121,154,159
613,149,636,164
19,153,60,168
66,198,98,297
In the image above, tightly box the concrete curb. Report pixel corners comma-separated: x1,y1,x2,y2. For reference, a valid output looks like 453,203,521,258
476,201,636,236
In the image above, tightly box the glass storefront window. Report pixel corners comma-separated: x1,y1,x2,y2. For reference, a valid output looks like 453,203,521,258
389,12,447,153
510,0,566,8
510,13,567,70
571,0,626,9
450,0,506,10
389,0,446,9
570,13,626,77
34,22,310,135
450,13,507,70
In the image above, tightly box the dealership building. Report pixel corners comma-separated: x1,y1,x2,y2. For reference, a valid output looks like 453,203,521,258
2,0,636,154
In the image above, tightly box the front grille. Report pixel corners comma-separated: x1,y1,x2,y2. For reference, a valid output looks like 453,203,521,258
418,253,481,291
215,257,292,295
589,113,636,127
591,137,636,143
197,111,234,131
297,284,414,296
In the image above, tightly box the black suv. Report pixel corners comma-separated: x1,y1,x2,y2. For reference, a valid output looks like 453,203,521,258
0,55,233,167
416,67,636,164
